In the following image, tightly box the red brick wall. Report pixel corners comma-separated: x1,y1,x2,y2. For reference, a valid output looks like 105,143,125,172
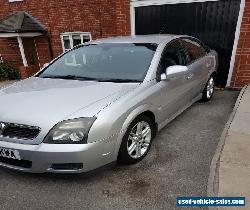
114,0,131,35
0,0,130,69
34,36,51,69
0,37,22,68
231,0,250,88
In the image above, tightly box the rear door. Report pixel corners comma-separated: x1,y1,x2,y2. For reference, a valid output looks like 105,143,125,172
180,38,208,100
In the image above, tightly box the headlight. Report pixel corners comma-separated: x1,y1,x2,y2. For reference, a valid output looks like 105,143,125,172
43,117,96,144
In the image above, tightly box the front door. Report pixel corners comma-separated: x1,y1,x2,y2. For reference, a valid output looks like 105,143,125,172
156,39,189,123
22,37,40,73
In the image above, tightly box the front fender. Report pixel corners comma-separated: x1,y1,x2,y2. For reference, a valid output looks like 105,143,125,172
112,104,157,160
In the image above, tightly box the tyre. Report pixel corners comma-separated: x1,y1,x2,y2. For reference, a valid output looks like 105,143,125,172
118,115,155,164
201,74,215,102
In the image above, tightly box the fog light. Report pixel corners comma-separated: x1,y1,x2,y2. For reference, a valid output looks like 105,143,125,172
51,163,83,170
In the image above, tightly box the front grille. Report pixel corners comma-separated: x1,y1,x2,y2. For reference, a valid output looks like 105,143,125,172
0,122,40,140
0,156,32,168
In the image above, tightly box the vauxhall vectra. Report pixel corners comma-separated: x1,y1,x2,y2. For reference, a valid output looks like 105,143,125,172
0,35,217,173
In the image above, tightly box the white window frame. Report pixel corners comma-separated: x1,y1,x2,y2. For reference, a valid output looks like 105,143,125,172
60,32,92,52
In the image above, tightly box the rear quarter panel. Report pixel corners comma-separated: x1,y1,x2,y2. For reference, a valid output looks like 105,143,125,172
208,50,219,76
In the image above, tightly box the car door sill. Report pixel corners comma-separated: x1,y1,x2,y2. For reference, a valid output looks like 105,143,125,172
158,93,202,131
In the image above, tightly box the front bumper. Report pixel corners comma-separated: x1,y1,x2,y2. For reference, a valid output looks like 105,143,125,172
0,140,115,173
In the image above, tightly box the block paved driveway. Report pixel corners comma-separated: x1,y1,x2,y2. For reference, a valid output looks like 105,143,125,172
0,89,239,210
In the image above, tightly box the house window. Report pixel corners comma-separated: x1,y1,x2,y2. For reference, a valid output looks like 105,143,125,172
61,32,92,52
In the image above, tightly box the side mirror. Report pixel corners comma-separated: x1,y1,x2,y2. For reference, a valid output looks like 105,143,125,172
167,65,188,76
43,63,49,69
160,65,188,81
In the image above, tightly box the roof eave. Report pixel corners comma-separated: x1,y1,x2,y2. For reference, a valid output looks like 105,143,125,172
0,32,44,38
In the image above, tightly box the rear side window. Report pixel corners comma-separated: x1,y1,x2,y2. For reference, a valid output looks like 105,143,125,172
181,39,207,63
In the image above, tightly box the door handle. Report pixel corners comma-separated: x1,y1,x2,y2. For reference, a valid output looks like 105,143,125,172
186,73,194,80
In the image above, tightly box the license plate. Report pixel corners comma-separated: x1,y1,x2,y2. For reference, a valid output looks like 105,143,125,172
0,147,21,160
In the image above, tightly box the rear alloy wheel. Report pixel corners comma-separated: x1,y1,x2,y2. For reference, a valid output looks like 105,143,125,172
118,115,154,164
201,75,215,102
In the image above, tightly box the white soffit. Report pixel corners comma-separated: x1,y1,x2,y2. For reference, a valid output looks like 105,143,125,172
0,32,42,38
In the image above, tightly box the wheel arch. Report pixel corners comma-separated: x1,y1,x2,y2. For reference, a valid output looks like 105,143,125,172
211,70,217,78
113,105,158,160
138,111,157,138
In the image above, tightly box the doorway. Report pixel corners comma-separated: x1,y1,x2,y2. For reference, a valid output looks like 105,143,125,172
22,37,40,73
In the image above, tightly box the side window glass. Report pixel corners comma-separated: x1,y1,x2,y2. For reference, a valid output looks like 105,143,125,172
158,40,187,74
182,39,206,63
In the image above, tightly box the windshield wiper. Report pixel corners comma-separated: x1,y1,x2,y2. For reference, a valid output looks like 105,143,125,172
40,75,99,81
40,75,142,83
98,78,142,83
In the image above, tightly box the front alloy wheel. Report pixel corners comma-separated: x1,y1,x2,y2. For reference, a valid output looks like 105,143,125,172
127,121,152,159
118,115,154,164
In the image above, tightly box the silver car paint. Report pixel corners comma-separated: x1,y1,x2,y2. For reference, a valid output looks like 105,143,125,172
0,77,139,145
0,35,218,173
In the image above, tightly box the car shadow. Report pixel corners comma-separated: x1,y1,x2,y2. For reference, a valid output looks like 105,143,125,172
0,161,137,184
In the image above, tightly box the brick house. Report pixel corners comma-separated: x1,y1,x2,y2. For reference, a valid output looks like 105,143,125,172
0,0,249,88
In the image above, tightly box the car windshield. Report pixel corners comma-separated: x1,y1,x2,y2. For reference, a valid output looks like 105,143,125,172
38,43,158,83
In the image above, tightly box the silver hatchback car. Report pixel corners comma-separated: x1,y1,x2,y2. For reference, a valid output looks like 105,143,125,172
0,35,218,173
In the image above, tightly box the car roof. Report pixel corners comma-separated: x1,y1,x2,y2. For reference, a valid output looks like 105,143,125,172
93,34,186,45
